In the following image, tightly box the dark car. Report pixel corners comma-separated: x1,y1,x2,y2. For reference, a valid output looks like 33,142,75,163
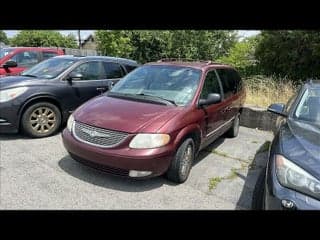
0,55,139,137
256,80,320,210
62,59,246,183
0,47,65,77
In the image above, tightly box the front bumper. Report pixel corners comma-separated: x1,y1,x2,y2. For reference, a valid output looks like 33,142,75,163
264,160,320,210
62,129,174,178
0,100,20,133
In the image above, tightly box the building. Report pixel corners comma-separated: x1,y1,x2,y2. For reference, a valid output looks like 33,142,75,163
81,34,97,50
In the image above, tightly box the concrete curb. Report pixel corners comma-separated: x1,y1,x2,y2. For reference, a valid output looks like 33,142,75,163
240,105,277,132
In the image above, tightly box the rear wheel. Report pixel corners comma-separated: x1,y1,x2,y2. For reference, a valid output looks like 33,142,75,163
166,138,195,183
21,102,61,138
226,113,240,138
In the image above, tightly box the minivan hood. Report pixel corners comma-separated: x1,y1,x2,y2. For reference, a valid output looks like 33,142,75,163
74,95,184,133
280,118,320,179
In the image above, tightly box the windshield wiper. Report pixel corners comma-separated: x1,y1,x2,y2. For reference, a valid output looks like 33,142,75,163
135,93,177,106
21,74,37,78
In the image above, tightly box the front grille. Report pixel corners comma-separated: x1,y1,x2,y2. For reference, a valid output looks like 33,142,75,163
70,153,129,177
73,121,128,148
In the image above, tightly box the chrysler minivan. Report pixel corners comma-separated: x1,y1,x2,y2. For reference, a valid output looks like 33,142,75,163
62,59,246,183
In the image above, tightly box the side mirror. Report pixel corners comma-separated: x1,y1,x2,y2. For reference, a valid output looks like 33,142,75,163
267,103,287,117
2,60,17,69
68,72,83,82
198,93,221,107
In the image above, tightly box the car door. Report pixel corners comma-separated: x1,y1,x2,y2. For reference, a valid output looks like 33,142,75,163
6,50,40,76
102,61,126,88
200,70,227,139
66,60,109,107
216,68,237,123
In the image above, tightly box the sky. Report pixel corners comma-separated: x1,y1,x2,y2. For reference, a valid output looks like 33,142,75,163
4,30,260,41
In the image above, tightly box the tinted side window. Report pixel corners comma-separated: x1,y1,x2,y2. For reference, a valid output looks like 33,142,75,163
103,62,124,79
216,69,235,99
230,69,242,92
71,61,103,80
124,64,137,73
43,51,58,60
200,70,221,99
10,51,39,68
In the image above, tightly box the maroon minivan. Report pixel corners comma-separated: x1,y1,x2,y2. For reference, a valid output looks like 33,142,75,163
62,59,246,183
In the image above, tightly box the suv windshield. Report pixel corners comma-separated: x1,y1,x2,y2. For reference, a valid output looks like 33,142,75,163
294,88,320,124
110,65,202,106
0,48,14,58
21,58,76,79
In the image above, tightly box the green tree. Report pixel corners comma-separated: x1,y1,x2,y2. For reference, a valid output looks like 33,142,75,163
218,36,260,76
11,30,77,48
95,30,237,64
0,30,9,44
255,30,320,81
95,30,132,58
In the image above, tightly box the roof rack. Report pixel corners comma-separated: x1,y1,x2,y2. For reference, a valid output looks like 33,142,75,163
157,58,216,65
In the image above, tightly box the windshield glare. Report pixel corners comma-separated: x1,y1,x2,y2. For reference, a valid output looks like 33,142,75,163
110,65,202,106
21,58,76,79
294,88,320,124
0,48,13,58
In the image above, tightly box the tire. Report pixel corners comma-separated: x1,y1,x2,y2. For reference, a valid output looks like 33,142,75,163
226,113,240,138
252,168,266,210
21,102,61,138
166,138,195,183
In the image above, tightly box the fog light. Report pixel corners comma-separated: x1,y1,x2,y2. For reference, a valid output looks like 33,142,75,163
281,199,295,209
129,170,152,177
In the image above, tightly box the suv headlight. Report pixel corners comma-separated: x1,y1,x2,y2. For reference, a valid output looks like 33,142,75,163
0,87,28,103
67,114,75,132
275,154,320,200
129,133,170,149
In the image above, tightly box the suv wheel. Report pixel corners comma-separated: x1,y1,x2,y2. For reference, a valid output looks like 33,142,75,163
226,113,240,138
21,102,61,138
166,138,195,183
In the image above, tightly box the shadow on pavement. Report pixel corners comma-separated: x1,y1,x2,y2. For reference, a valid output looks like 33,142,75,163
58,136,226,192
58,155,177,192
235,141,270,210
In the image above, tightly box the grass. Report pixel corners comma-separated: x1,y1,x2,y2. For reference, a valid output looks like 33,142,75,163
244,75,297,108
208,177,222,190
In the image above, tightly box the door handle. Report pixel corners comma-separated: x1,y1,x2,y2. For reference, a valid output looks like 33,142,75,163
96,87,106,91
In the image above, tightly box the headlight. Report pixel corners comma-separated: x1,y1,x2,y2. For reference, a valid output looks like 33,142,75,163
129,133,170,149
0,87,28,103
67,114,75,132
275,154,320,200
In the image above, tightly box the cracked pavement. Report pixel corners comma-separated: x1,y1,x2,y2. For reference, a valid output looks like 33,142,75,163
0,127,273,209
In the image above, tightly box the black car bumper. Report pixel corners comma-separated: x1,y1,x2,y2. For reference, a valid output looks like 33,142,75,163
264,160,320,210
0,101,20,133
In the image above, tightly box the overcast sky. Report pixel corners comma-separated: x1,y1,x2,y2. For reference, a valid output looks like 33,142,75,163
4,30,260,40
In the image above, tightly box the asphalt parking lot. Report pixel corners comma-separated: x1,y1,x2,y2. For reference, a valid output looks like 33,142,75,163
0,127,273,209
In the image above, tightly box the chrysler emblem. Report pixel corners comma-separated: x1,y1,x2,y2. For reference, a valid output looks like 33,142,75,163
82,128,110,138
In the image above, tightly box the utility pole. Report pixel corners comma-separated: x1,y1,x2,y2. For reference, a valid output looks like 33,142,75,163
78,30,81,49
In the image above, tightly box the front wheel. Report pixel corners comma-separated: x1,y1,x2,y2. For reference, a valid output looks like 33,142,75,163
21,102,61,138
166,138,195,183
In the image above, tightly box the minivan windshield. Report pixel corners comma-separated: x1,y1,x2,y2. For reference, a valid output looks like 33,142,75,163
0,48,14,59
110,65,202,106
21,58,76,79
294,88,320,125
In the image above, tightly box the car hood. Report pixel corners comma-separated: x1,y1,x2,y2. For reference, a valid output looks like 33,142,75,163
0,76,43,89
280,118,320,179
74,95,184,133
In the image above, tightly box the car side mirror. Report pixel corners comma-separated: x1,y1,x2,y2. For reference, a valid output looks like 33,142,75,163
2,60,17,69
267,103,287,117
68,72,83,82
198,93,221,107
